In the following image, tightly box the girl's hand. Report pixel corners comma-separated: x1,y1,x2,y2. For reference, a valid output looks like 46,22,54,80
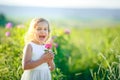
41,53,54,63
48,51,54,60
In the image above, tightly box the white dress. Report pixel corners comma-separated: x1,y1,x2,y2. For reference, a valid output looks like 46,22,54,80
21,42,51,80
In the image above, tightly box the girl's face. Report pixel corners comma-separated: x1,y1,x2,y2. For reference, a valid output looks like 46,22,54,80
34,22,49,44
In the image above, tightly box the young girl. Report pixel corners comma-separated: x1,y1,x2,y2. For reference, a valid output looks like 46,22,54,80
21,18,55,80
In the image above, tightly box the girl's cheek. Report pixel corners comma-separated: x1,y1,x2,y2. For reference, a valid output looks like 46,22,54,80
37,31,41,34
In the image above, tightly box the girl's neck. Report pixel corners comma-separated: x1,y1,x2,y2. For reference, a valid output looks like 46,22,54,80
32,40,45,45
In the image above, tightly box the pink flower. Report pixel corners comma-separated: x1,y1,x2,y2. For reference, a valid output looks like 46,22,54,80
45,43,52,49
64,28,71,34
6,22,12,29
5,31,10,37
44,43,52,53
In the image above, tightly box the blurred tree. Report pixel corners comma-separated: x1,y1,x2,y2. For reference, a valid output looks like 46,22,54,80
0,13,7,27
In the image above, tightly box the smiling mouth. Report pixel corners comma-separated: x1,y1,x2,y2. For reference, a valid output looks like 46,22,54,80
39,36,46,41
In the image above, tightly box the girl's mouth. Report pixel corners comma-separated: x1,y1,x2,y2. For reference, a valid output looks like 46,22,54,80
39,35,46,41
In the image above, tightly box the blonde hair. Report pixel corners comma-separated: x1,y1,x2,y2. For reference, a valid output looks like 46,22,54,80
24,18,50,44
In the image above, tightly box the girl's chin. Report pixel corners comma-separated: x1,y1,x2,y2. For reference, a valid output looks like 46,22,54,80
37,40,45,44
38,38,46,42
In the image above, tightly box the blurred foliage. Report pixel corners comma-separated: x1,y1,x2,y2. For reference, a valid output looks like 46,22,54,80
52,27,120,80
0,13,7,27
0,20,120,80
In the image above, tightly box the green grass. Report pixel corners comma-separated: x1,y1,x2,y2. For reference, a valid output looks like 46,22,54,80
0,23,120,80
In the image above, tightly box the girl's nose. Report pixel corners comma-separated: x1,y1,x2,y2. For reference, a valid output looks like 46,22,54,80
40,30,45,33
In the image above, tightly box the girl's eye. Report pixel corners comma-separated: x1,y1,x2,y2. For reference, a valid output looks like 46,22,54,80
37,28,41,30
44,28,48,31
36,28,48,31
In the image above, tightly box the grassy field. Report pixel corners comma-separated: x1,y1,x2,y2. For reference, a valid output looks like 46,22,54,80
0,20,120,80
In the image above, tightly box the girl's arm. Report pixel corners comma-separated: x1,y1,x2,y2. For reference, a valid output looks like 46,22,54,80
48,59,55,71
47,52,55,71
22,44,52,70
